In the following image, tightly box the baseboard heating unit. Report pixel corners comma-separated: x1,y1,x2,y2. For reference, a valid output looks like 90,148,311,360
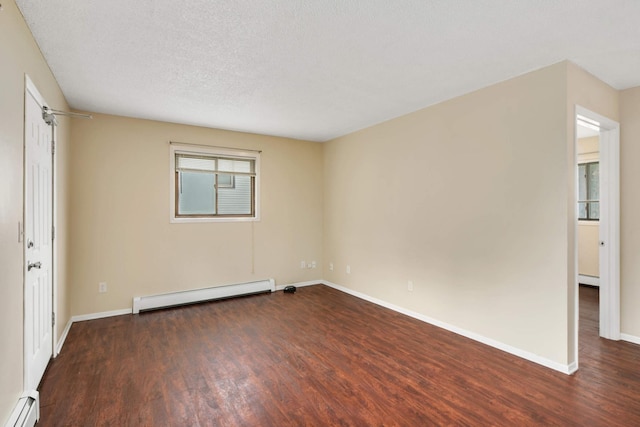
132,279,275,314
5,391,39,427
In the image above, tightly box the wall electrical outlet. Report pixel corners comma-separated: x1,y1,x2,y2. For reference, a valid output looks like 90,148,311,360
99,282,108,293
329,262,334,271
346,265,351,274
408,280,414,292
300,261,306,269
311,261,317,269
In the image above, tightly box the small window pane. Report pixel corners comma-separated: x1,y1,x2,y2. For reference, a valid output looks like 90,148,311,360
218,158,253,173
578,164,587,201
588,163,599,201
218,175,252,215
577,161,599,221
217,174,234,188
589,201,599,220
177,156,216,172
178,171,215,215
578,202,587,220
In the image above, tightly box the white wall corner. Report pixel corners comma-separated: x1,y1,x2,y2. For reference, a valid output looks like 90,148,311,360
55,318,73,357
54,311,130,358
132,297,142,315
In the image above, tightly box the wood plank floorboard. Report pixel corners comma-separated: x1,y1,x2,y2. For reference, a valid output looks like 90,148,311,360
37,285,640,426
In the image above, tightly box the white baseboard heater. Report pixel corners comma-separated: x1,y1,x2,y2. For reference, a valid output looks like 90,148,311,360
5,391,39,427
132,279,275,314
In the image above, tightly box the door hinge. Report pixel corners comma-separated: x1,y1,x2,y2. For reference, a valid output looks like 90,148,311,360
52,226,55,241
52,312,56,327
52,140,55,155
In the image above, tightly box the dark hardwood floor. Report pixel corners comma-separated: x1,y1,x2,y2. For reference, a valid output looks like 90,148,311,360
38,285,640,426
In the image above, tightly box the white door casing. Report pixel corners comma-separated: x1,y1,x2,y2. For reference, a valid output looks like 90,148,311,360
24,77,54,390
575,106,620,345
598,125,620,340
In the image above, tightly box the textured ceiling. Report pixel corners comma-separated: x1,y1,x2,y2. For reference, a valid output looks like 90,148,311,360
15,0,640,142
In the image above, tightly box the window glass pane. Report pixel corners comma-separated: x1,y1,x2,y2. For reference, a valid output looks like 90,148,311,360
578,164,587,201
178,171,215,215
218,175,252,215
217,174,234,188
577,162,599,220
578,202,587,220
589,201,599,220
218,158,253,173
588,163,599,201
176,155,216,172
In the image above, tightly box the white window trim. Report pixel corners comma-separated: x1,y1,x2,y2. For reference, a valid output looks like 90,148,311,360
169,143,261,223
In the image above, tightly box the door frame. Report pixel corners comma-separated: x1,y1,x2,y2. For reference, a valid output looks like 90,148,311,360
50,91,59,357
23,75,57,389
575,105,620,343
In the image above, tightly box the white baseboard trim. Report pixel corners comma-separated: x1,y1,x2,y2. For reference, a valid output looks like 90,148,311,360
57,280,314,354
71,308,132,323
58,281,578,375
620,333,640,345
132,279,275,314
54,280,320,358
55,318,73,356
275,280,322,291
320,280,575,375
578,275,600,287
5,390,39,427
53,309,131,362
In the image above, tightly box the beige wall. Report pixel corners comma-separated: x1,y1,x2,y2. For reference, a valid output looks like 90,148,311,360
577,136,599,162
69,114,323,314
0,0,72,423
324,63,572,365
620,86,640,338
578,223,599,277
577,136,599,278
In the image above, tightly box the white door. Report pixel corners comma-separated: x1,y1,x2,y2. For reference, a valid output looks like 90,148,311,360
598,125,621,340
24,79,54,390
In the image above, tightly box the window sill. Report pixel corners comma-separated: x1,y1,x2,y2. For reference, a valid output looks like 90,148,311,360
171,216,259,224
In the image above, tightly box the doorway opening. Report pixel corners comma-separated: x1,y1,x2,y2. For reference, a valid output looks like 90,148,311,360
574,106,620,367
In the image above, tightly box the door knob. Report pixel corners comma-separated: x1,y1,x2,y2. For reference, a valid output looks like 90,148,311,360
28,261,41,271
27,240,34,248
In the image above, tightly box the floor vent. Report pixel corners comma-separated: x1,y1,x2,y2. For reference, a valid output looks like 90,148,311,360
132,279,275,314
6,391,39,427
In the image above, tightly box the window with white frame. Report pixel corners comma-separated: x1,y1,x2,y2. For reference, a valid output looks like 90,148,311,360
170,144,260,222
578,161,599,221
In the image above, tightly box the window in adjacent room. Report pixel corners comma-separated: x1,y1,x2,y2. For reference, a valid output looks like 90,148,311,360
170,144,260,222
578,161,599,220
